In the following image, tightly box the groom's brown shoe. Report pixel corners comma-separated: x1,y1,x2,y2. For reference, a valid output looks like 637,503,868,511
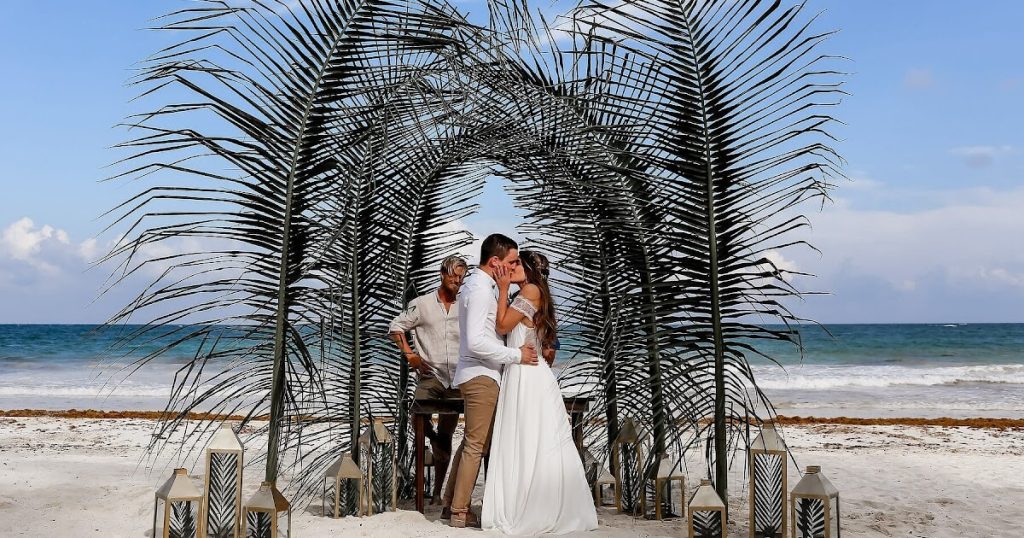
440,506,451,520
450,508,480,528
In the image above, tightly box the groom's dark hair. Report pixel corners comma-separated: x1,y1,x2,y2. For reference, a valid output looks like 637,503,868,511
480,233,518,263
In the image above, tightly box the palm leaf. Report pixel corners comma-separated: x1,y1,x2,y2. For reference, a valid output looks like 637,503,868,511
566,0,844,498
103,0,843,511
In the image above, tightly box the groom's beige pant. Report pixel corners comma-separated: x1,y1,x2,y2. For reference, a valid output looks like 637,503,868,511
444,375,499,511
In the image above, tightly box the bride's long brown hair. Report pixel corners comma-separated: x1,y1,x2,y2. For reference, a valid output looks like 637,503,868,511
519,250,557,349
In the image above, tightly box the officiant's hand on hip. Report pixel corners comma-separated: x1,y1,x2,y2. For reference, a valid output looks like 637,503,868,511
519,342,538,365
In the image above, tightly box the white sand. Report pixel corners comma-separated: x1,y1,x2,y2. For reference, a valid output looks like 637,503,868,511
1,417,1022,537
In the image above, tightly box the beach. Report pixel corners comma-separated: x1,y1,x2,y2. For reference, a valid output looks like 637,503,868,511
2,324,1024,536
1,413,1022,537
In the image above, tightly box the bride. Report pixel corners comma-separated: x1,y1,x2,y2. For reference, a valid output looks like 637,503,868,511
482,250,598,535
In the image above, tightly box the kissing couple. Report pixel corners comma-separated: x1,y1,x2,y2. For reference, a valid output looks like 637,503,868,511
444,233,598,534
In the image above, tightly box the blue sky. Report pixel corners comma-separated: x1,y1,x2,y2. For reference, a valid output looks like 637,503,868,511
0,1,1022,323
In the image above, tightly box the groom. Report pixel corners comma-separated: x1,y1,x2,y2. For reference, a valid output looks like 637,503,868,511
443,233,538,528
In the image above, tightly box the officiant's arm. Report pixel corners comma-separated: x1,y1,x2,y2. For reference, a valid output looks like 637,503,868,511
465,286,524,365
388,300,429,374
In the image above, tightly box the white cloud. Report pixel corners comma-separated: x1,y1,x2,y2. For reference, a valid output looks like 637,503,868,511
763,249,799,282
950,145,1015,169
0,217,80,274
787,186,1024,321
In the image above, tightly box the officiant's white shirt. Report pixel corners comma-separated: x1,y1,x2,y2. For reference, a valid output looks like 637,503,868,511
452,268,520,388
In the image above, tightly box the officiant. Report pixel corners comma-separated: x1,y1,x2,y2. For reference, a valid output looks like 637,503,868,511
389,255,468,504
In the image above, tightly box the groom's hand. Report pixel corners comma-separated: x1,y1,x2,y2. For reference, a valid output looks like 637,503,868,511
519,343,538,365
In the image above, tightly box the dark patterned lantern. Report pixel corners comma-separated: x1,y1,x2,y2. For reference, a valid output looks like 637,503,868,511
612,418,645,515
687,479,727,538
203,423,244,538
646,455,686,520
241,481,291,538
790,466,840,538
154,468,202,538
749,423,788,538
323,452,364,518
359,417,397,514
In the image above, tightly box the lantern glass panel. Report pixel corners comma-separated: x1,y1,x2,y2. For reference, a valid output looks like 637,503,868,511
205,451,241,537
244,511,272,538
325,477,361,517
751,451,784,537
691,509,723,538
829,496,840,538
794,497,826,538
615,443,643,514
371,441,395,512
244,510,289,538
169,500,200,538
359,419,397,514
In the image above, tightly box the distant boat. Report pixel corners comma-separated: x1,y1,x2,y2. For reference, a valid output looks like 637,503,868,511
943,324,958,327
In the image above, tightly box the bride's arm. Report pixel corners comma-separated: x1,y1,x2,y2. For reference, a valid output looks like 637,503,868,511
495,278,517,335
497,284,540,334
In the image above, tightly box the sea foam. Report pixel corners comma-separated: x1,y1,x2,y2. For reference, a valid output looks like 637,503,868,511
752,363,1024,390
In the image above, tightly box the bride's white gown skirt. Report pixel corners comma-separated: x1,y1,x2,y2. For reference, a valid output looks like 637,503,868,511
482,338,599,535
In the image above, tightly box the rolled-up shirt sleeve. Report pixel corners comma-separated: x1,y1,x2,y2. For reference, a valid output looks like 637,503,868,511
389,298,421,334
464,286,520,365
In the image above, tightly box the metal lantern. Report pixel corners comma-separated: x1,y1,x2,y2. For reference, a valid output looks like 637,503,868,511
688,479,727,538
582,448,601,488
612,418,645,515
242,481,291,538
323,452,364,518
358,417,397,514
422,447,435,500
203,423,244,538
749,423,788,538
154,468,202,538
790,466,840,538
646,455,686,520
593,466,618,508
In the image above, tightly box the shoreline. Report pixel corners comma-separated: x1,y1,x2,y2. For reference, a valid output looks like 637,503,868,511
2,408,1023,429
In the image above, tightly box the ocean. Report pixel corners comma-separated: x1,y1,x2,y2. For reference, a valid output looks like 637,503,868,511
0,324,1022,418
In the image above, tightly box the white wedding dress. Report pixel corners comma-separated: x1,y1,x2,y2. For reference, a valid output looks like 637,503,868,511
482,298,599,535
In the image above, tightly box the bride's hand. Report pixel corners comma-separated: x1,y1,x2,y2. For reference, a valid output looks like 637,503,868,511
495,263,511,292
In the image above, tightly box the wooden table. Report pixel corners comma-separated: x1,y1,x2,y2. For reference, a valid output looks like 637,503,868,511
413,396,591,513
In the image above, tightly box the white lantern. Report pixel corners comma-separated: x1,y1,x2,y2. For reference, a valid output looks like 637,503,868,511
203,423,244,538
790,466,840,538
687,479,726,538
359,417,397,514
749,423,788,538
646,455,686,520
154,468,202,538
324,452,364,518
241,481,291,538
593,466,618,508
612,418,645,515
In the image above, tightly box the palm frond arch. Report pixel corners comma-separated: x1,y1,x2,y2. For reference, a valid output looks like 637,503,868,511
103,0,843,505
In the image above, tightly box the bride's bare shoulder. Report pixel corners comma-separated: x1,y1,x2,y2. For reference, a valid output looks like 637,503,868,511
518,284,541,301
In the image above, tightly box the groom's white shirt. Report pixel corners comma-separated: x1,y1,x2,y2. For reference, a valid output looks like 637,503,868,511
452,268,520,388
